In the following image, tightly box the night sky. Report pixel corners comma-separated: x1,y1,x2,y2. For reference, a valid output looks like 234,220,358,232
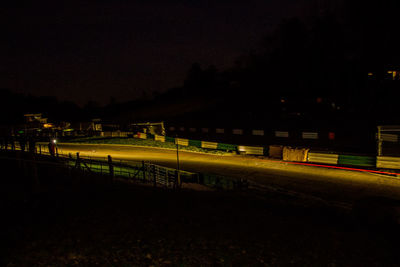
1,0,311,106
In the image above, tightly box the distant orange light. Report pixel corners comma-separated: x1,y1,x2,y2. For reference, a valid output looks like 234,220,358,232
368,72,373,76
43,123,53,128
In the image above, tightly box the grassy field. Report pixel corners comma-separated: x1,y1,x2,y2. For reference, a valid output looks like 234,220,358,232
64,137,228,155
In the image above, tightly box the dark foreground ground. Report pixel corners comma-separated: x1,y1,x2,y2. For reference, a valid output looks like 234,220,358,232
1,153,400,266
1,184,400,266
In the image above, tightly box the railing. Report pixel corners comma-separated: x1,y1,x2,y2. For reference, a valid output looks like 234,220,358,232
1,144,196,189
0,144,231,190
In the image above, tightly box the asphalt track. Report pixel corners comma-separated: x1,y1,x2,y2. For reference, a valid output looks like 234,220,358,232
48,143,400,204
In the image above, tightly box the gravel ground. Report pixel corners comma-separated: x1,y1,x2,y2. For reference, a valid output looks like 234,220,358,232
2,180,400,266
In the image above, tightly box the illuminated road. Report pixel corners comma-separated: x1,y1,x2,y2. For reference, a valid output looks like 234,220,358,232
45,143,400,204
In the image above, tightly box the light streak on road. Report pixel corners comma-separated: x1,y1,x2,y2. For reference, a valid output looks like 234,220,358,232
41,142,400,204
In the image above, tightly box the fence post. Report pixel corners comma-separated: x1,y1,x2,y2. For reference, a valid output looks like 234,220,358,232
76,152,81,169
108,155,114,183
142,161,146,182
174,170,180,189
39,144,42,155
153,165,156,187
56,147,59,158
166,170,169,187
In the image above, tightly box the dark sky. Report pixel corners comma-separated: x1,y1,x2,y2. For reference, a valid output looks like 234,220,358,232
1,0,309,106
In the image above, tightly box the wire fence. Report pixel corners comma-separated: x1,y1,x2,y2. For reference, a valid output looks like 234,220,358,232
1,143,248,191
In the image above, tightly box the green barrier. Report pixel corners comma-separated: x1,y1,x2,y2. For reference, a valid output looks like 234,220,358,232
217,143,237,151
189,139,202,148
337,155,376,167
165,136,175,143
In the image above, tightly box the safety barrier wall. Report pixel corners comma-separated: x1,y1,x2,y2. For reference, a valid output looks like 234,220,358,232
167,127,339,141
134,132,400,171
189,139,201,147
238,146,264,155
307,152,339,165
376,156,400,169
337,155,376,167
175,138,189,146
217,143,238,151
139,133,272,155
201,141,218,149
302,132,318,140
137,132,147,139
103,131,133,137
154,134,165,142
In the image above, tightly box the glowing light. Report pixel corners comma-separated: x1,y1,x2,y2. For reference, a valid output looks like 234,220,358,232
43,123,53,128
387,71,397,80
53,139,57,144
281,160,400,176
368,72,373,76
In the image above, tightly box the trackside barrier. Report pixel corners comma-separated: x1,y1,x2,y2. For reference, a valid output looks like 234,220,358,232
154,134,165,142
307,152,339,165
189,139,202,148
137,132,147,139
165,136,175,143
217,143,237,151
302,132,318,140
201,141,218,149
275,131,289,138
130,133,259,154
175,138,189,146
102,131,133,137
337,155,376,167
238,146,264,155
381,133,398,142
376,156,400,170
252,130,264,136
283,147,309,162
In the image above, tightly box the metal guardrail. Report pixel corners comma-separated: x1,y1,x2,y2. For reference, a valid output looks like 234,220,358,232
307,152,339,165
201,141,218,149
376,156,400,170
302,132,319,140
238,146,264,155
337,155,376,167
